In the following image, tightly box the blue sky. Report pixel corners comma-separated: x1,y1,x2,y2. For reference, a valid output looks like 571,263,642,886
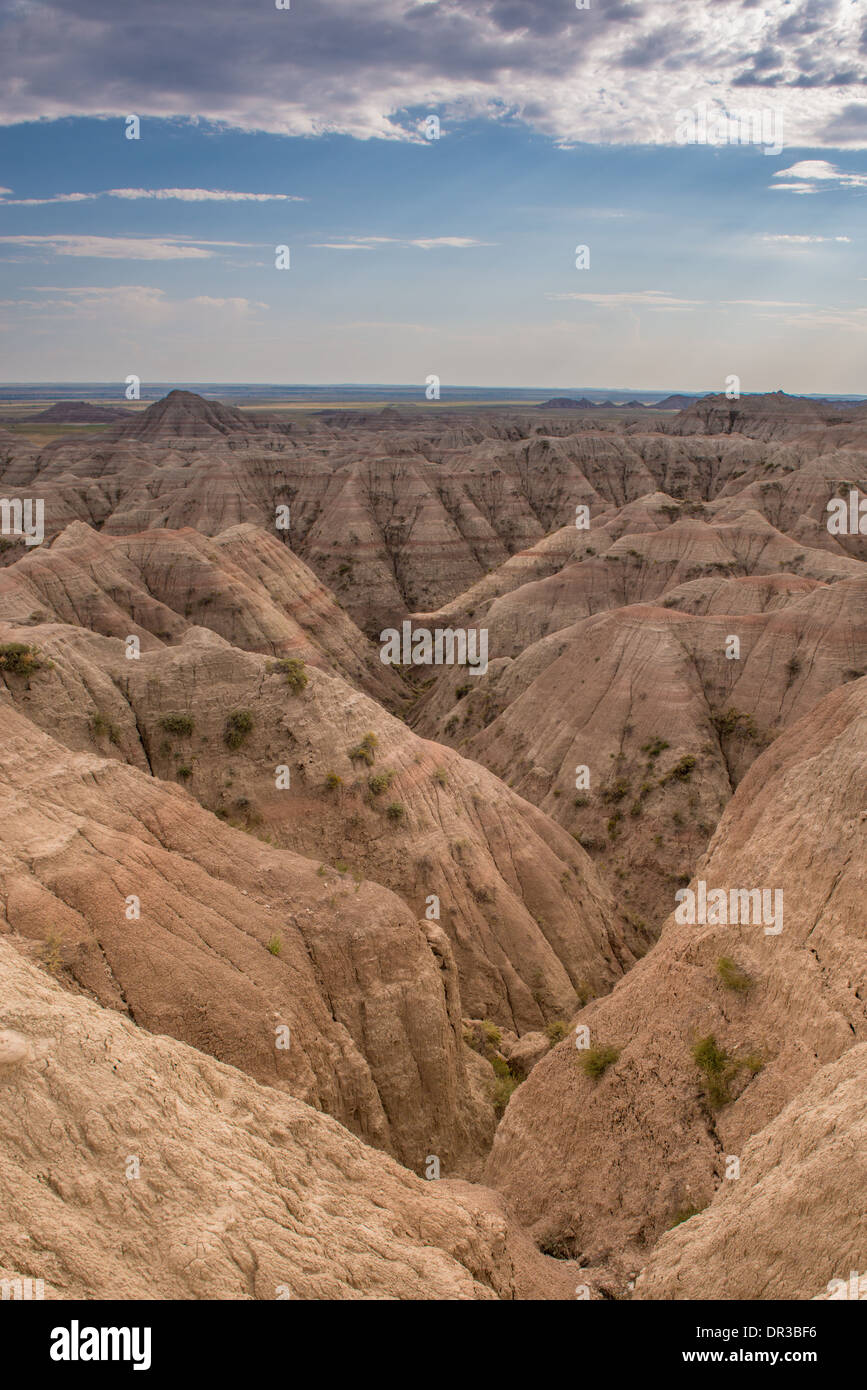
0,0,865,390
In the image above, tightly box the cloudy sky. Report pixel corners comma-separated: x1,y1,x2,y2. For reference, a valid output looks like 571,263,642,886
0,0,865,390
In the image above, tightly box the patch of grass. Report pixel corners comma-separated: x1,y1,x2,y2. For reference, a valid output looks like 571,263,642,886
641,738,670,759
266,935,282,957
90,711,121,745
269,657,308,694
224,710,253,749
324,771,343,789
481,1020,502,1049
691,1034,734,1107
579,1044,620,1079
368,770,395,796
40,933,65,977
491,1074,518,1116
176,764,193,780
0,642,45,677
716,956,753,993
161,713,194,736
662,754,697,784
348,731,378,765
433,766,448,787
545,1019,569,1046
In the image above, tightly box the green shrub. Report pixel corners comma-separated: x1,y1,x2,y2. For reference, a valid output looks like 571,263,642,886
324,771,342,789
691,1034,733,1107
161,713,194,736
266,935,282,957
481,1020,502,1049
368,770,395,796
90,712,121,745
663,755,697,784
641,738,670,759
224,710,253,749
0,642,43,676
270,657,308,694
385,801,405,822
579,1045,620,1079
491,1074,518,1116
433,767,448,786
716,956,753,993
545,1020,569,1046
176,764,193,780
348,731,378,765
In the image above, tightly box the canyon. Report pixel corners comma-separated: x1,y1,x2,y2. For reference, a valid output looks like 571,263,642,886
0,389,863,1301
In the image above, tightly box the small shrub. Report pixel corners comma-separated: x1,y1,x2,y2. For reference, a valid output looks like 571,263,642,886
348,731,378,765
224,710,253,749
433,767,448,786
641,738,670,759
691,1034,733,1107
161,713,194,736
716,956,753,993
90,712,121,745
385,801,405,822
266,935,282,957
0,642,42,676
324,771,343,789
270,657,308,695
663,755,697,784
481,1020,502,1049
368,770,395,796
579,1045,620,1079
455,684,471,700
176,764,193,780
491,1074,518,1116
545,1020,569,1046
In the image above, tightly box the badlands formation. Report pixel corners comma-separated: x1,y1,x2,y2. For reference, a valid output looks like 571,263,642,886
0,390,863,1300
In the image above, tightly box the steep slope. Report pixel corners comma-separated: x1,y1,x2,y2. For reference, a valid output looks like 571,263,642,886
0,935,576,1300
0,701,494,1173
633,1044,867,1300
0,620,628,1031
485,677,866,1282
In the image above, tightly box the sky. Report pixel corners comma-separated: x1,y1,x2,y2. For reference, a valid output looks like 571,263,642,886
0,0,865,391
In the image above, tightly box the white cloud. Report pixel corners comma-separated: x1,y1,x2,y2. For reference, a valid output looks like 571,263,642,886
760,234,851,243
0,187,302,205
771,161,867,192
0,1,864,149
547,290,702,311
0,234,256,260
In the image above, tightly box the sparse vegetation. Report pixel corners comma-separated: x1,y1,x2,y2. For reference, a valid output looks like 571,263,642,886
0,642,44,677
545,1020,569,1046
716,956,753,993
348,731,378,765
161,713,194,736
368,770,395,796
224,710,253,749
269,657,308,694
579,1044,620,1079
324,771,343,789
433,767,448,786
266,935,282,956
385,801,405,822
90,711,121,744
